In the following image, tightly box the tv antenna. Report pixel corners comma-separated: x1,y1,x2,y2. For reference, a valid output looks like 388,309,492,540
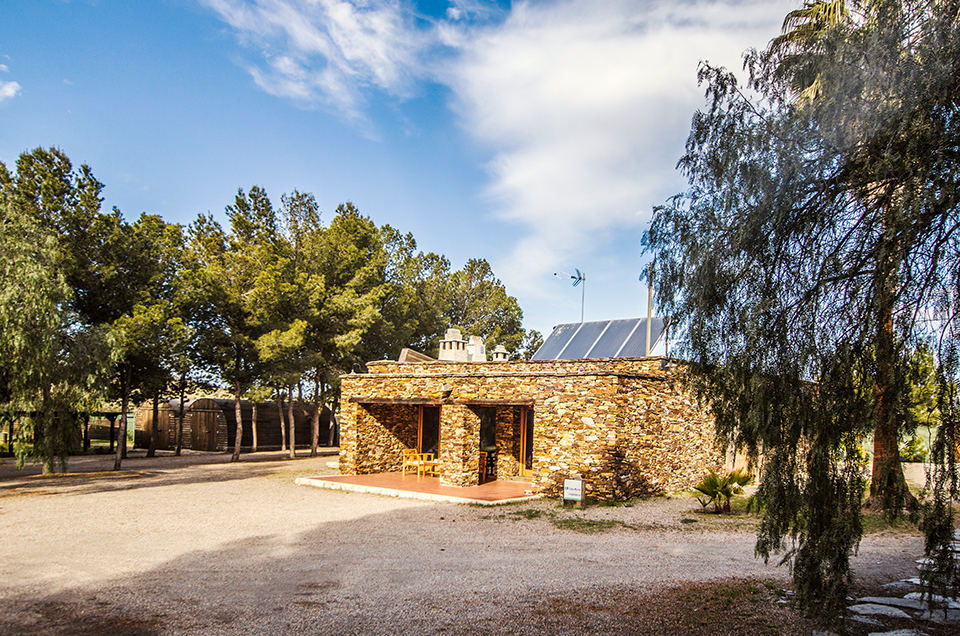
554,269,586,322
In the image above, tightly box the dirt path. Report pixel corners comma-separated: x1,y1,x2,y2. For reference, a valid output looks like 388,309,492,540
0,451,926,635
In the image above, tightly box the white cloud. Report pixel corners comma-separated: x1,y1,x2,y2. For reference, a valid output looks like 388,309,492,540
0,80,21,102
202,0,424,117
0,64,8,73
202,0,795,319
442,0,794,298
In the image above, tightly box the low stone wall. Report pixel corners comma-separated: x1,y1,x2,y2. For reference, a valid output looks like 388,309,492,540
339,357,723,500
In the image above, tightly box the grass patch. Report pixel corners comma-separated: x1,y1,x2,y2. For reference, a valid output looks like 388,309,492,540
495,506,631,533
524,579,819,635
860,509,922,535
551,517,622,533
509,508,547,520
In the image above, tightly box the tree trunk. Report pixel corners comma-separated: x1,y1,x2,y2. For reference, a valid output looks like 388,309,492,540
175,374,185,456
231,388,243,462
869,313,913,509
328,395,339,447
251,401,258,453
868,209,915,511
146,393,159,458
83,413,90,452
39,383,53,475
277,390,287,452
310,376,320,457
114,366,130,470
288,384,296,459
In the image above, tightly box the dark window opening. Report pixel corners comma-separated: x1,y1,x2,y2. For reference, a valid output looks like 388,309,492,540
479,407,497,452
420,406,441,456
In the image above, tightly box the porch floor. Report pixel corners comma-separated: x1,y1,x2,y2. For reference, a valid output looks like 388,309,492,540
294,472,540,506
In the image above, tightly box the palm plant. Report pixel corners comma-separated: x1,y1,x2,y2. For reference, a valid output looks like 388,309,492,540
695,469,754,513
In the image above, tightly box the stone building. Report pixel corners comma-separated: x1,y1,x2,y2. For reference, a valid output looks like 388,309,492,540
338,321,724,501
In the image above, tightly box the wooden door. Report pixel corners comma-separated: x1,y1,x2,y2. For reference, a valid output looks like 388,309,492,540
519,408,534,477
191,409,219,451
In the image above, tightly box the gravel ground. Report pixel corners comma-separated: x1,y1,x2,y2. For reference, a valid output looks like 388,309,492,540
0,451,927,635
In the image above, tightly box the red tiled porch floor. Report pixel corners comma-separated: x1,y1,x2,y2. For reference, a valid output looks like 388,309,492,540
294,472,539,505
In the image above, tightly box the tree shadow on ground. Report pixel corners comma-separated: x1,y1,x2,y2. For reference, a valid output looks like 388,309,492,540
0,450,338,498
0,491,930,636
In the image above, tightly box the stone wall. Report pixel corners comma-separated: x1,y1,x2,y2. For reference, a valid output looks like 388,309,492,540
339,357,724,500
494,406,522,478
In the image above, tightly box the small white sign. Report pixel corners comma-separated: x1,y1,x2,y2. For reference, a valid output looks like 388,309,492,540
563,479,583,502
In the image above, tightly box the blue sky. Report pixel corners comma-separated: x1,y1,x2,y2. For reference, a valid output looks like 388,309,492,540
0,0,794,343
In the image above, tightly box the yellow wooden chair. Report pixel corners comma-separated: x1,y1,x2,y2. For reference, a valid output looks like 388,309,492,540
417,453,439,477
401,448,421,475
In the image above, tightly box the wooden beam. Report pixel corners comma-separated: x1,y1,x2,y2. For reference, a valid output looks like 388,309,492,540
349,397,441,405
455,399,536,407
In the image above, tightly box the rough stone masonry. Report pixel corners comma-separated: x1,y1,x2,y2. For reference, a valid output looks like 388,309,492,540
339,356,726,502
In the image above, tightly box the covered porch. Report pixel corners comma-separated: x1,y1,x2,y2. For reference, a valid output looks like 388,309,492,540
344,397,535,488
295,472,538,505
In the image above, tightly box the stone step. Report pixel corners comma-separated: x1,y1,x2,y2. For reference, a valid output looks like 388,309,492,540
918,608,960,624
905,592,960,609
855,596,928,612
848,603,911,619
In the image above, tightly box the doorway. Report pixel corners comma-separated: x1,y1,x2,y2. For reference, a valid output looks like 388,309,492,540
519,408,534,477
418,406,440,457
191,408,219,451
479,407,497,483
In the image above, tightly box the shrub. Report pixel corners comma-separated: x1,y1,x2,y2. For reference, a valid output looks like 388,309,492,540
899,436,928,462
694,469,753,513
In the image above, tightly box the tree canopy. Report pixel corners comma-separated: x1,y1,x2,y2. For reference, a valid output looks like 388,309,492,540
644,0,960,612
0,147,538,470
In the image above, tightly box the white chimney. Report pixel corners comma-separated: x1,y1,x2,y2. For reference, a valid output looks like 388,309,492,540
466,335,486,362
438,328,469,362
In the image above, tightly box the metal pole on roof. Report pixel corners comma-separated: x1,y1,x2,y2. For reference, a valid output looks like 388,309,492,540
580,273,585,322
555,269,586,322
646,262,653,357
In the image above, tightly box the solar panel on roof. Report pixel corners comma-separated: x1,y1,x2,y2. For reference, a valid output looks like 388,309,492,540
530,322,580,360
617,317,666,358
558,321,607,359
532,317,667,360
586,319,641,358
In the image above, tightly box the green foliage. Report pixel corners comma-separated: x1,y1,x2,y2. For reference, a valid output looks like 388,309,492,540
899,436,928,463
447,258,525,356
643,0,960,614
694,469,753,513
0,161,115,473
0,147,541,467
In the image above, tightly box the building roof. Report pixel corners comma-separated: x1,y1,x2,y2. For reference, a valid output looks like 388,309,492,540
531,317,667,360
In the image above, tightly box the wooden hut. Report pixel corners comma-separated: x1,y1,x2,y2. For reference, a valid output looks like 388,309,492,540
212,399,330,450
182,398,228,451
134,399,179,450
135,398,331,452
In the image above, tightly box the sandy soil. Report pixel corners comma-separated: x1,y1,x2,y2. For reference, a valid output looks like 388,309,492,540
0,451,927,635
